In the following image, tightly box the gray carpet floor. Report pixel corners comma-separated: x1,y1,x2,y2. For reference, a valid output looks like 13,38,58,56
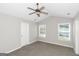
0,41,77,56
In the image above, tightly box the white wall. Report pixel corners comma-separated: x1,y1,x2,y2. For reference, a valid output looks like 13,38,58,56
73,13,79,55
0,13,21,53
29,22,37,44
37,16,73,48
0,13,37,53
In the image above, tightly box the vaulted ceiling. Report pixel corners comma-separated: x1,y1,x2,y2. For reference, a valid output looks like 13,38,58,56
0,3,79,22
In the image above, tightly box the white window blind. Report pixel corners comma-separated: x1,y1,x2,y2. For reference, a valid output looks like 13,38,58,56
58,23,71,41
39,24,46,38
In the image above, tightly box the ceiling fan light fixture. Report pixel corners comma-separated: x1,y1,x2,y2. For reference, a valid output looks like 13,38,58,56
36,12,40,14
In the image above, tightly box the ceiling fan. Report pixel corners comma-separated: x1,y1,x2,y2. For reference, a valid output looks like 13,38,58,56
27,3,48,17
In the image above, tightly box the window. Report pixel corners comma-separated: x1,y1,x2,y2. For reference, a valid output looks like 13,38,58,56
39,24,46,38
58,23,70,41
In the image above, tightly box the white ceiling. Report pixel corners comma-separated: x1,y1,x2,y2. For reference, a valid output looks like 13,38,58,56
0,3,79,22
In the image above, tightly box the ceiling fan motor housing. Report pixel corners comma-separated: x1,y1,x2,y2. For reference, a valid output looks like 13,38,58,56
35,9,40,12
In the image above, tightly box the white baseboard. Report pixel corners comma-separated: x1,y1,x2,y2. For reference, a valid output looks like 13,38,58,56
29,39,37,44
5,46,22,54
5,39,37,54
38,40,73,48
4,39,73,54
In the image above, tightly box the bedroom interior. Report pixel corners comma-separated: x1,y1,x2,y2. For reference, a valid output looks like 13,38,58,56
0,3,79,56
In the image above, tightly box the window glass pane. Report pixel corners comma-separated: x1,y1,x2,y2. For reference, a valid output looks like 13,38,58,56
59,24,69,31
59,32,69,37
58,23,70,41
39,24,46,38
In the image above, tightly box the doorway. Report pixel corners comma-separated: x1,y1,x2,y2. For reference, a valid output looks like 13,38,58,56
20,22,29,47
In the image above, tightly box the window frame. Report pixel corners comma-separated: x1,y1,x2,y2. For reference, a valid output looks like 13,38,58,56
39,24,46,38
58,23,71,41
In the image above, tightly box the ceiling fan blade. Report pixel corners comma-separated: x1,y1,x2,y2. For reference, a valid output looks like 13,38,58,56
40,7,45,10
27,7,35,11
29,12,36,15
37,14,40,17
40,11,48,15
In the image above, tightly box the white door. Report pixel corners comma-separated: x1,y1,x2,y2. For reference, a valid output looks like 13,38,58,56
21,22,29,47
